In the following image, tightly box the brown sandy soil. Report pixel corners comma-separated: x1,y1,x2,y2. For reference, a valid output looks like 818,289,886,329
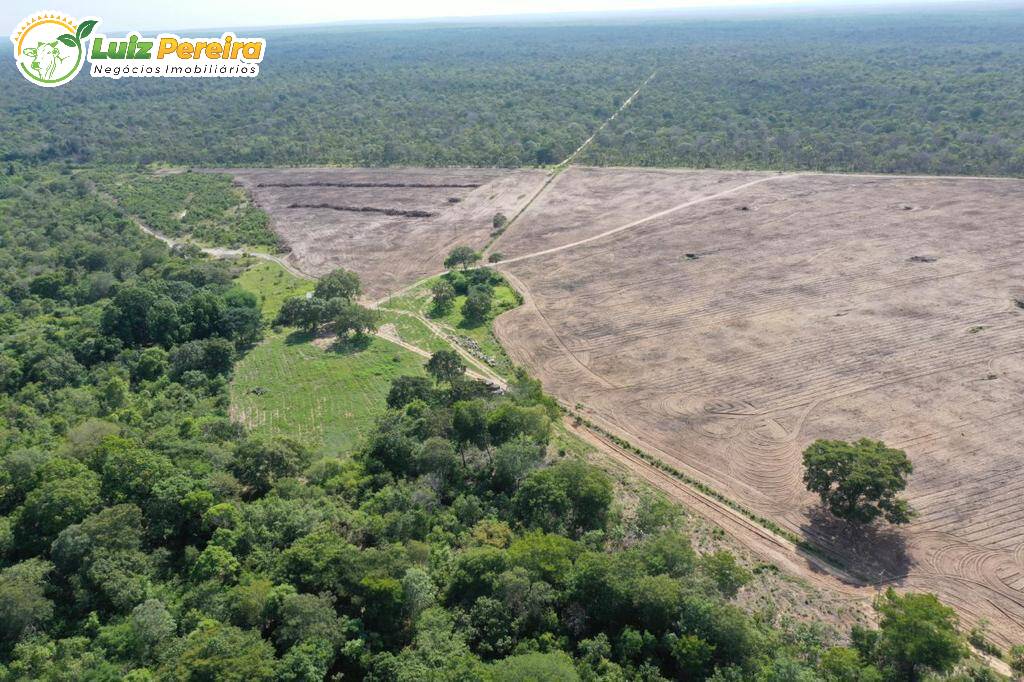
490,166,773,258
495,172,1024,646
224,168,548,299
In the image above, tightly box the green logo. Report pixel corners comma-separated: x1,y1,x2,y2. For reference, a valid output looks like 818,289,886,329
11,12,98,87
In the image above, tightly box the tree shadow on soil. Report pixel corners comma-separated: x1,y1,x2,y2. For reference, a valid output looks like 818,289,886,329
800,505,913,584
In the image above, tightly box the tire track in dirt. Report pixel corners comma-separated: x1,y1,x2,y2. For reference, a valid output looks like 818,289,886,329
100,190,316,281
501,270,616,389
496,173,793,266
491,171,1024,649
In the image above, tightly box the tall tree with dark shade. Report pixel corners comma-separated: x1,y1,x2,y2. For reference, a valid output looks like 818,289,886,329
444,246,480,271
803,438,914,524
426,350,466,384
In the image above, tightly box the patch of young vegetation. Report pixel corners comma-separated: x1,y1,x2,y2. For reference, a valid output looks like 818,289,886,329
381,266,522,378
232,267,421,452
379,281,435,315
234,260,314,320
229,332,426,453
550,420,597,459
92,170,279,249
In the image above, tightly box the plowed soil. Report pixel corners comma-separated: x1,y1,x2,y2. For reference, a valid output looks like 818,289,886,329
494,170,1024,646
491,166,772,258
227,168,548,298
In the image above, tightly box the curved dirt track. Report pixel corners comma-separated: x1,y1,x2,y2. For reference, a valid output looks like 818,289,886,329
496,171,787,264
132,216,314,280
494,170,1024,647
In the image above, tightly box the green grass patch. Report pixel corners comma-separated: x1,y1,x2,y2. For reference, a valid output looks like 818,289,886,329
434,284,519,330
235,260,315,320
230,332,426,454
429,283,519,376
550,421,597,458
380,279,437,315
377,311,450,354
381,273,521,378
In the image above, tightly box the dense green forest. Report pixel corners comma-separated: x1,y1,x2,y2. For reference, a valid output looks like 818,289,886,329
2,9,1023,174
578,15,1024,175
0,165,997,679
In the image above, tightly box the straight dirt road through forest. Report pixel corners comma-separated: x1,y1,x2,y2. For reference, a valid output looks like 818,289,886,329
555,69,658,170
483,69,658,260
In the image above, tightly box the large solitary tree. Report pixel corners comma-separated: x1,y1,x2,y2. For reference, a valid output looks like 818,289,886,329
444,246,480,271
332,302,378,339
314,268,362,302
431,279,457,314
461,285,493,325
275,296,325,333
802,438,914,525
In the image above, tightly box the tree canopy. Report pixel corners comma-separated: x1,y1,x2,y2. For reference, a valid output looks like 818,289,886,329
444,246,481,271
4,14,1024,175
802,438,914,525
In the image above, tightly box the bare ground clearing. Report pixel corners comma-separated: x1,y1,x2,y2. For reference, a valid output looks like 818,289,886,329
490,166,774,258
494,172,1024,646
226,168,548,299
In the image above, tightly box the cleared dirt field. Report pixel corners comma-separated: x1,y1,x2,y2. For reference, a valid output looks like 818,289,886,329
494,171,1024,645
226,168,548,298
491,166,772,258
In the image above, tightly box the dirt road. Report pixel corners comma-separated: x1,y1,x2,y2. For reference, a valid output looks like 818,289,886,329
494,172,789,265
492,170,1024,649
556,69,658,169
129,214,315,281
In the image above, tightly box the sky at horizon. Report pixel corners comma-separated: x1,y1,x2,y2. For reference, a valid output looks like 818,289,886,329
3,0,999,33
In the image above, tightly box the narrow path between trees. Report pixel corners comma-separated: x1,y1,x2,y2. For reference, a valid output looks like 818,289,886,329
382,309,509,389
375,323,505,388
134,217,315,281
97,188,316,281
484,68,657,259
99,191,497,387
555,69,657,170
